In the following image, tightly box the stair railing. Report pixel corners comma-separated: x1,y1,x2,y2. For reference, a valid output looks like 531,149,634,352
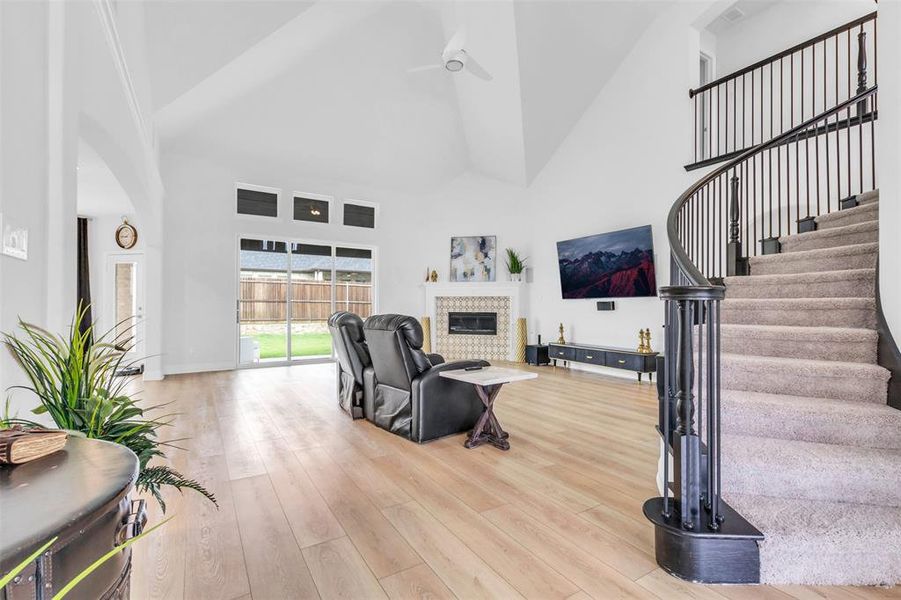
657,85,878,538
688,12,876,171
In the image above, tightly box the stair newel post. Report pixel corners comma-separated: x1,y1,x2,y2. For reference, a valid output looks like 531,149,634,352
857,27,868,116
674,297,701,531
726,174,747,276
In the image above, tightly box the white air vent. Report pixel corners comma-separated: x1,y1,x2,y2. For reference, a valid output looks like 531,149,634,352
723,6,745,23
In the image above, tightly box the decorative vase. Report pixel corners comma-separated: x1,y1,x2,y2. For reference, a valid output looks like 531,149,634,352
421,316,432,353
515,318,527,362
510,273,522,282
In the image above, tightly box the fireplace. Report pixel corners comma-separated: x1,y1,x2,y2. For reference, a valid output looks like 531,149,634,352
448,312,498,335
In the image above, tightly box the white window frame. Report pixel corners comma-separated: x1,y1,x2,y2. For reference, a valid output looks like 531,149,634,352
292,191,333,225
235,182,281,221
341,198,379,230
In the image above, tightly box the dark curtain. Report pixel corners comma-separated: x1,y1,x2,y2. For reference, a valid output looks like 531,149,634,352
77,217,93,340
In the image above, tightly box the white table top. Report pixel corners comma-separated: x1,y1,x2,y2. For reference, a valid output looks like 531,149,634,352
439,366,538,386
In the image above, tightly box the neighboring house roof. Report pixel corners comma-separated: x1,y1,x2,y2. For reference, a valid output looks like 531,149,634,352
240,250,371,273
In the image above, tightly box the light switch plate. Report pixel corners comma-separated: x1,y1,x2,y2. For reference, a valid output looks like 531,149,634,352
2,216,29,260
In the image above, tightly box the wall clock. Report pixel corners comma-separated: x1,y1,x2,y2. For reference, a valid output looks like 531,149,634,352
115,220,138,249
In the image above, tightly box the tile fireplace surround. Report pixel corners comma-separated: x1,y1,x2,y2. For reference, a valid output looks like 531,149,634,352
423,282,525,361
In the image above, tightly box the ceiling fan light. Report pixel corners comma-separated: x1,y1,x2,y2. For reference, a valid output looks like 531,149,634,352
445,58,464,72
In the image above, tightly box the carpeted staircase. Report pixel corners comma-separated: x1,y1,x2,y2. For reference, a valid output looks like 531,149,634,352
715,189,901,585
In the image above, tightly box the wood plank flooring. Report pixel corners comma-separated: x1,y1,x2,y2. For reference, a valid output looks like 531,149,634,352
130,362,896,599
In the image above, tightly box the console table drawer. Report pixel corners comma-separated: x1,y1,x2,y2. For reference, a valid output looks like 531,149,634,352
606,352,644,371
576,349,605,366
549,345,577,361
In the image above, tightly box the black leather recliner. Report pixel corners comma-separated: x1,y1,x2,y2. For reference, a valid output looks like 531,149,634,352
328,311,371,419
363,314,489,443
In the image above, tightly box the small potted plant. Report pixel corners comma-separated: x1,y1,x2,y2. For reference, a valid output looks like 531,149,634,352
505,248,526,282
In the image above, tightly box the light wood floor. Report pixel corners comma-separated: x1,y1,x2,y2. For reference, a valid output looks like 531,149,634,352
131,363,897,600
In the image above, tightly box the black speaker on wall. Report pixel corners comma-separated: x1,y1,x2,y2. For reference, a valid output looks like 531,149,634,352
596,301,616,311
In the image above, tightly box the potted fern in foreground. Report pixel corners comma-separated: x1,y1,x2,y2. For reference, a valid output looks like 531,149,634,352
2,305,216,512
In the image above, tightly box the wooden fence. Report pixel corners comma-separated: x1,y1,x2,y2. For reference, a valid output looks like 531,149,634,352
239,279,372,322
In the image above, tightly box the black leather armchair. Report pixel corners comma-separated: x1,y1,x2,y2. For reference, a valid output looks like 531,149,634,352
328,311,371,419
362,314,489,442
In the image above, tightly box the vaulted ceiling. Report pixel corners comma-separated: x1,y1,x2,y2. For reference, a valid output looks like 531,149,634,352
145,1,661,191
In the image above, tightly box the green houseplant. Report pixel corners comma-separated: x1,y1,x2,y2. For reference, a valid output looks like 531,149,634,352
505,248,527,282
2,305,216,512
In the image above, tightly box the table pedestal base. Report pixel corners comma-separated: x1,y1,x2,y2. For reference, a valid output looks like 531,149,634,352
464,384,510,451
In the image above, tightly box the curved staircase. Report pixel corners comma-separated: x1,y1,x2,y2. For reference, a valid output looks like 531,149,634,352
644,11,900,587
717,192,901,584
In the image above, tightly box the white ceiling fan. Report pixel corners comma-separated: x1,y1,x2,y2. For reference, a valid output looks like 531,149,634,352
408,30,493,81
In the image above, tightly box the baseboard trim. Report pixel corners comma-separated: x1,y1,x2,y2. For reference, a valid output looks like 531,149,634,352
163,361,236,376
142,369,164,381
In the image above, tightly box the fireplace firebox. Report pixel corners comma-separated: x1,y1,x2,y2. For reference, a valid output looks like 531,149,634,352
448,312,498,335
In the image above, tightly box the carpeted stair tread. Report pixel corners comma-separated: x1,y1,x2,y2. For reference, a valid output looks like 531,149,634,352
779,220,878,253
856,189,879,205
721,297,877,328
717,324,877,363
721,389,901,449
814,202,879,230
748,243,878,275
724,268,875,299
726,493,901,585
721,435,901,508
719,352,889,402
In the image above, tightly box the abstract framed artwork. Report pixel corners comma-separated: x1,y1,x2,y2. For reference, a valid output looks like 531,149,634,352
450,235,496,282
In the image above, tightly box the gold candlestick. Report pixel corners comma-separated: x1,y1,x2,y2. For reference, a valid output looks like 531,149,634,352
557,323,565,344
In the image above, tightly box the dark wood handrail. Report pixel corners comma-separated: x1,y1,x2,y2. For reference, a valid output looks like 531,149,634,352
668,85,878,286
689,11,876,98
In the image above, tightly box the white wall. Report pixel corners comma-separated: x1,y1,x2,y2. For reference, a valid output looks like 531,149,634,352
1,0,162,417
154,0,898,381
523,5,701,365
0,0,52,417
158,150,533,374
157,4,710,380
713,1,874,76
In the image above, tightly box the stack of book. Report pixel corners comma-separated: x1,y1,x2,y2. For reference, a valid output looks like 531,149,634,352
0,426,68,465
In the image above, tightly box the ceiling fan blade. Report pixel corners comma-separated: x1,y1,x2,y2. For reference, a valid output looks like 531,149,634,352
443,29,466,58
407,64,443,74
464,54,493,81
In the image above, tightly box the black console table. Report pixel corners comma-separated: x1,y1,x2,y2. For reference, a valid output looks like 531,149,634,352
548,342,658,382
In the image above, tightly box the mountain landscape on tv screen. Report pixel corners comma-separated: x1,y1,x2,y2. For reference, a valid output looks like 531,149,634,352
557,226,657,299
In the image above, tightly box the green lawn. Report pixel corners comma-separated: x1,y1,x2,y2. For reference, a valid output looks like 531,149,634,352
252,332,333,359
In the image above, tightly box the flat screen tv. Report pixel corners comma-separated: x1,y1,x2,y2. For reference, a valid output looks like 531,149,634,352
556,225,657,299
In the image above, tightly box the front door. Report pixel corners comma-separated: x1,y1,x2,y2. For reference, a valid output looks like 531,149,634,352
106,253,145,364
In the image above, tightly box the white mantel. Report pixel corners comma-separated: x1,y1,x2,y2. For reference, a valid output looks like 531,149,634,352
422,281,527,360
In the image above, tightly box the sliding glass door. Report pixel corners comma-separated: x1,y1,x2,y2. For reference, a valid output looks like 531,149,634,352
238,238,375,367
238,239,289,364
335,247,373,320
290,243,334,359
